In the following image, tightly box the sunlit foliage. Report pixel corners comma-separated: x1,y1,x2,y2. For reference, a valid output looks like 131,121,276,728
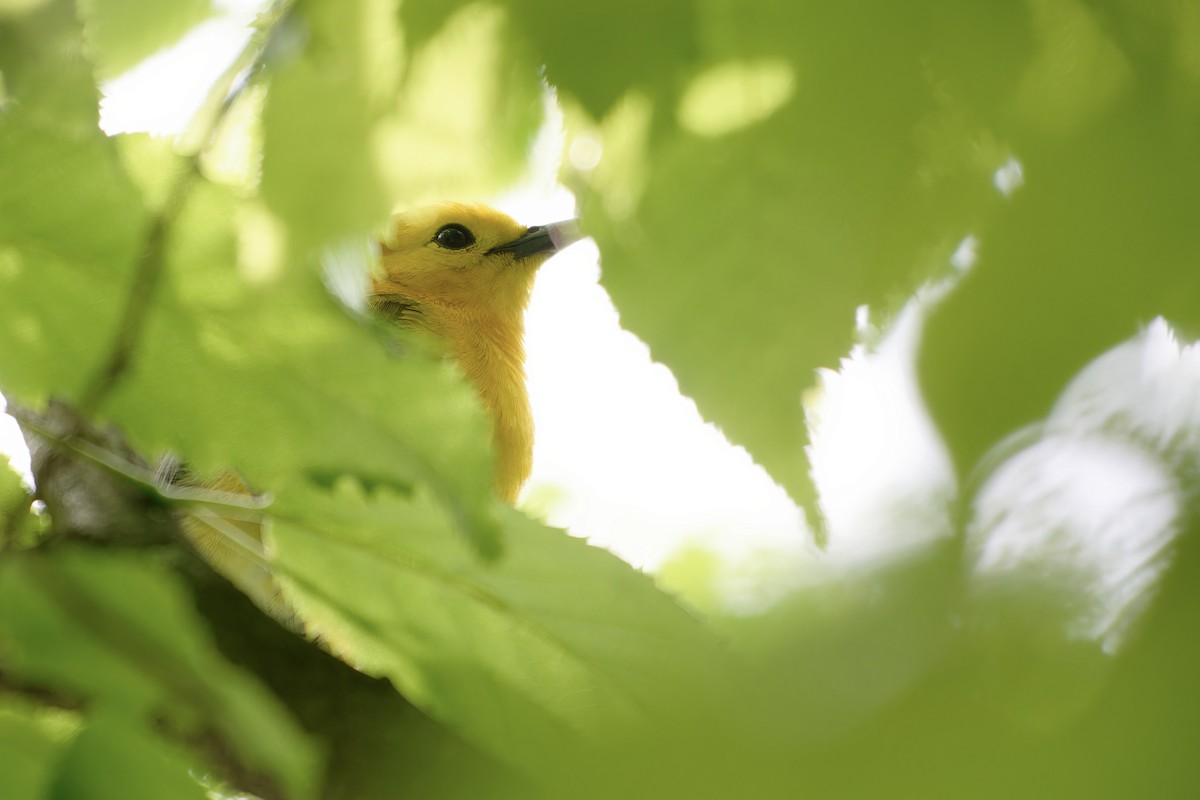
2,0,1199,797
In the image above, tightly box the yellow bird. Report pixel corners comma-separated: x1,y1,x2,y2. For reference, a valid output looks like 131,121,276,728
181,204,580,621
370,203,580,503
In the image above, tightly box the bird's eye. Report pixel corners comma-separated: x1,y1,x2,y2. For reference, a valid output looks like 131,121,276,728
433,224,475,250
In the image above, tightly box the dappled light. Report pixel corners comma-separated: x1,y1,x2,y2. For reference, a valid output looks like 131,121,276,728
1015,0,1131,136
993,157,1024,197
676,58,795,138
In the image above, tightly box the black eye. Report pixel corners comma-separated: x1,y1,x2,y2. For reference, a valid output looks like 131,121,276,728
433,223,475,250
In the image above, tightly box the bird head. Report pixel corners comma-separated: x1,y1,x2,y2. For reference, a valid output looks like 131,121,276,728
371,203,580,327
368,203,581,503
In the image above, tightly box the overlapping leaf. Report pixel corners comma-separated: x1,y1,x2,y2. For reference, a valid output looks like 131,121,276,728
76,0,214,79
546,4,1015,508
270,477,724,778
0,550,319,799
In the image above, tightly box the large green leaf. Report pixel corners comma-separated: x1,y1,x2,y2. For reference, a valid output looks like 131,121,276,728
269,477,724,779
0,550,319,799
504,0,699,119
259,0,397,258
48,717,207,800
0,700,78,800
918,6,1200,478
76,0,214,79
0,0,104,130
558,3,1017,507
377,1,544,205
0,0,145,272
0,0,147,404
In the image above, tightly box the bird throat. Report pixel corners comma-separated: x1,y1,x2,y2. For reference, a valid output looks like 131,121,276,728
446,308,533,504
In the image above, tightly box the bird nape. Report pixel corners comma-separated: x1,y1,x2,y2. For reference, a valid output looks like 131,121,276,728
370,203,581,503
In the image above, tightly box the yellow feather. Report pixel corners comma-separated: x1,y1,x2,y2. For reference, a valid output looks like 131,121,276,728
371,203,577,502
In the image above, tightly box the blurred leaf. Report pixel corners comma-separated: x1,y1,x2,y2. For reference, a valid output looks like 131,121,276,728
0,0,102,129
1012,0,1132,137
574,3,1006,507
76,0,214,79
376,2,544,205
115,132,190,210
725,543,960,745
0,0,145,272
919,102,1200,476
1060,506,1200,798
0,700,78,800
0,456,25,508
0,3,147,407
260,0,399,256
0,550,319,800
506,0,700,118
0,246,131,405
48,716,206,800
0,458,41,550
270,477,724,779
395,0,471,51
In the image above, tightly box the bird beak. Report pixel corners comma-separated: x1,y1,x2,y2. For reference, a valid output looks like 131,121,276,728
486,219,582,260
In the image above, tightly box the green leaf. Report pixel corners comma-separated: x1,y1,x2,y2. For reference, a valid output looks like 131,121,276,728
376,2,544,204
919,91,1200,478
0,1,144,271
260,0,399,257
48,716,206,800
0,0,103,131
269,477,723,778
76,0,214,80
0,455,41,550
504,0,700,119
0,119,145,405
0,550,320,800
0,700,79,800
571,4,1007,508
0,2,148,407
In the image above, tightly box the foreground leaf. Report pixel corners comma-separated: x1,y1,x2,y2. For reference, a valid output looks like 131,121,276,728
567,3,1011,507
271,478,723,779
0,550,319,800
76,0,214,79
0,700,79,800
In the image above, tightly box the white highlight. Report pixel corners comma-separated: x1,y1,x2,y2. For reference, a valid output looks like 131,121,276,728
970,434,1178,654
968,318,1197,654
0,397,32,488
808,290,957,564
99,0,262,136
1053,318,1200,455
994,157,1025,197
522,238,813,583
951,234,978,271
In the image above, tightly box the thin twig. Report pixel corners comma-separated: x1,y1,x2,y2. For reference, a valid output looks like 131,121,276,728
77,166,196,416
12,410,274,512
78,3,294,416
37,1,297,493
